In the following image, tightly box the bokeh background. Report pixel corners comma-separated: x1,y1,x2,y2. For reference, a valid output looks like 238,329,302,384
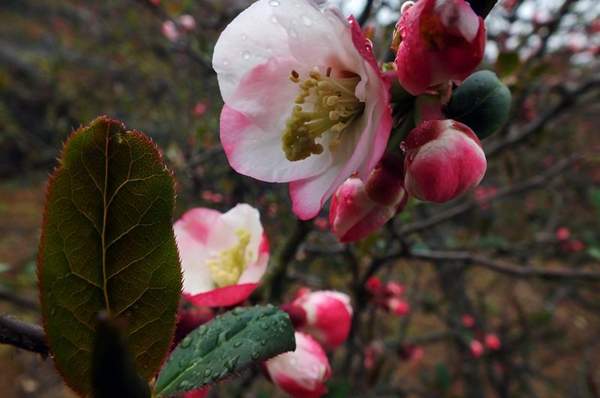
1,0,599,397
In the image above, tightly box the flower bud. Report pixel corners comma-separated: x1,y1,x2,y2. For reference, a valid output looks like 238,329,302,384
365,276,383,294
177,14,196,31
330,155,408,242
394,0,485,95
292,290,353,349
265,332,331,398
387,297,410,316
385,281,406,297
403,120,487,203
484,334,501,351
470,339,484,357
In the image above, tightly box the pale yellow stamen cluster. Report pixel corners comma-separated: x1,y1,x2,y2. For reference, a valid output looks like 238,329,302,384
207,229,252,288
282,68,364,161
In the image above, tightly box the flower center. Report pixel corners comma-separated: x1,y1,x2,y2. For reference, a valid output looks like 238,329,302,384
207,229,252,288
282,68,364,161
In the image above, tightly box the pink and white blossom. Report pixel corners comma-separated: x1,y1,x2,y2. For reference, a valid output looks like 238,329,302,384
214,0,392,220
292,290,353,349
265,332,331,398
174,204,269,307
403,119,487,203
161,20,179,42
394,0,485,95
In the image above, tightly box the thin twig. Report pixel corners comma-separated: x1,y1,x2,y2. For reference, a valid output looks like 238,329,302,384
0,315,48,356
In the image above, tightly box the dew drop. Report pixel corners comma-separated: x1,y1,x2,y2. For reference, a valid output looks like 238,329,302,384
233,341,243,348
269,0,280,6
251,351,260,360
242,51,251,60
223,60,230,66
178,380,192,390
180,336,192,348
271,16,278,24
302,15,313,26
204,369,212,377
241,34,247,41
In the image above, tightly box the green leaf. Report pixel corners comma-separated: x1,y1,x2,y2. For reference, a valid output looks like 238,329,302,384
155,305,295,397
92,314,151,398
445,70,512,139
38,116,182,395
495,51,520,78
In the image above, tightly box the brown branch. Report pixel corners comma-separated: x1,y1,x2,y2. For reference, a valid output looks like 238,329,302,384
0,287,38,311
397,155,580,237
0,315,48,356
409,249,600,281
485,80,600,158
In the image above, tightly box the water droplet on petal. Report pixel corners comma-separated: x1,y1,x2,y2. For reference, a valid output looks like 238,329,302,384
241,34,247,41
269,0,280,6
302,15,313,26
223,60,229,66
242,51,251,60
271,16,278,24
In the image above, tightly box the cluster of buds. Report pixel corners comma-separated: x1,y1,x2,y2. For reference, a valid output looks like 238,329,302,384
266,289,352,397
556,227,586,253
461,313,502,358
366,276,410,316
161,14,197,42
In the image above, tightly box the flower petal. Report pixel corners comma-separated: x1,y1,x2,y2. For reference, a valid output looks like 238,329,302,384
184,283,258,308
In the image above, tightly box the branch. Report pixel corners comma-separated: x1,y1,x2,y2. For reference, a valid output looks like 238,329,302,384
409,249,600,281
485,80,600,158
0,315,48,356
266,220,311,301
397,155,579,236
0,286,38,311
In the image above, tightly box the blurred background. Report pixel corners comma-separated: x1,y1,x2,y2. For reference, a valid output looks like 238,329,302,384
0,0,599,397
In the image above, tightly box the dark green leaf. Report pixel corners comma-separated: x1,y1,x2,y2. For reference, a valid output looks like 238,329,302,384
38,116,182,395
92,313,151,398
445,70,512,139
155,305,295,397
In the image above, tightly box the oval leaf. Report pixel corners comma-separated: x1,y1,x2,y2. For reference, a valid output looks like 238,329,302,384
155,305,295,397
445,70,511,139
38,116,182,395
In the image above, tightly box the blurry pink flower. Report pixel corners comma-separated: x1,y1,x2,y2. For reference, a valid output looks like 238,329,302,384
364,341,384,370
201,190,224,204
556,227,571,241
178,14,197,31
265,332,331,398
393,0,485,95
313,217,329,231
484,334,501,351
461,314,476,328
564,239,585,253
474,186,497,209
365,276,383,294
470,339,484,357
292,290,353,349
183,388,210,398
193,102,208,118
387,297,410,316
174,204,269,307
385,281,405,297
403,120,487,203
161,20,179,42
213,0,392,220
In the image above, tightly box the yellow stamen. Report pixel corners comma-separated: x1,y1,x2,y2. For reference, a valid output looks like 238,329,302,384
207,229,252,288
282,69,364,161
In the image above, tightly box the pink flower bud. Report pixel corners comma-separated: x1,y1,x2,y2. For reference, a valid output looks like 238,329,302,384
193,101,208,118
330,155,408,242
161,20,179,42
265,332,331,398
470,339,484,357
292,291,353,349
177,14,196,31
385,281,405,297
484,334,501,351
394,0,485,95
365,276,383,294
461,314,476,328
387,297,410,316
403,120,487,203
556,227,571,241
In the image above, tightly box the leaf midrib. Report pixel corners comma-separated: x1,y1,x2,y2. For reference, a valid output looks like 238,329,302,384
101,125,111,313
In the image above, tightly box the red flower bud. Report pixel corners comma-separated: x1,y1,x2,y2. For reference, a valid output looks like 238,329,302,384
470,339,484,357
394,0,485,95
484,334,501,351
330,155,408,242
403,120,486,203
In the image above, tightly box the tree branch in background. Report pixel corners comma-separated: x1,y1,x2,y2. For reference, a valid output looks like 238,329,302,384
358,0,375,25
0,315,48,356
398,154,580,237
409,249,600,281
0,286,38,311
